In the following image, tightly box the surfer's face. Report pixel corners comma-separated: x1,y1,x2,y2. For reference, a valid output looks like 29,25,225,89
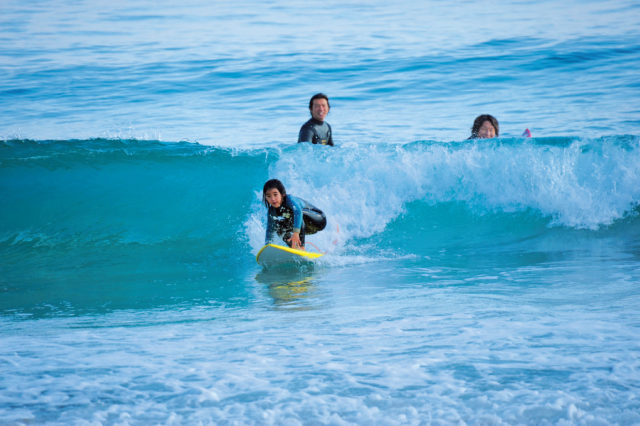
477,120,496,138
310,98,329,122
265,188,283,208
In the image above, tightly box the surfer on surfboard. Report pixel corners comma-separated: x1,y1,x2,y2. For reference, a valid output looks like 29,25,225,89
262,179,326,250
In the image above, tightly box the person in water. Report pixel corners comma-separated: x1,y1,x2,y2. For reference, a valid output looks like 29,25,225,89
298,93,334,146
469,114,499,139
263,179,327,249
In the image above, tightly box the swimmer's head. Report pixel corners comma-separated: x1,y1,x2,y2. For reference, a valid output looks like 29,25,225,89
471,114,499,138
309,93,330,122
262,179,287,208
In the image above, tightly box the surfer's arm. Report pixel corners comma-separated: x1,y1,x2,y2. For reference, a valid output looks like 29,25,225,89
298,121,314,143
287,196,304,234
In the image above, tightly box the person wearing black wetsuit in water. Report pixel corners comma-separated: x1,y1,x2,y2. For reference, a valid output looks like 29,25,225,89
262,179,327,249
298,93,334,146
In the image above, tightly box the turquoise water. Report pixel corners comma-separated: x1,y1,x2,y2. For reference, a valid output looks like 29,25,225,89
2,0,640,424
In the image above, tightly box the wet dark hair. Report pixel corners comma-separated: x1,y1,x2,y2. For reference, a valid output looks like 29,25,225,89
470,114,499,138
262,179,287,207
308,93,330,111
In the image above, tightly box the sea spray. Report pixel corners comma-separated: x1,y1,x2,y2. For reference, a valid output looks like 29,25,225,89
246,136,640,257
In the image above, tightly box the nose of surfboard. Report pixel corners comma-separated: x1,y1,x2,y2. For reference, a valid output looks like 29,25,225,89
256,243,324,267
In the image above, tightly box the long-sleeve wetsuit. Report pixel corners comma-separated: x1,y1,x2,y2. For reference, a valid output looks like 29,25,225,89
297,118,334,146
265,195,326,246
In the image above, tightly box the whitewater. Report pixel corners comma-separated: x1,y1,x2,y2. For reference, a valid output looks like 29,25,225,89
2,0,640,424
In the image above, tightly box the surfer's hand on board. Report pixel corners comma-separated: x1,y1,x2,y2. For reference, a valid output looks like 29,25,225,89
288,232,303,250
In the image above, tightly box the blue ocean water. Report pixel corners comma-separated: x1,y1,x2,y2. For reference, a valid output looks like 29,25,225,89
2,0,640,424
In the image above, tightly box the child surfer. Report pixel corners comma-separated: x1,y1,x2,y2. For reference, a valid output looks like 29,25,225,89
262,179,326,250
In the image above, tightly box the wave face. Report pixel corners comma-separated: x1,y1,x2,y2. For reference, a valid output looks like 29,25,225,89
3,136,640,249
0,139,272,315
2,136,639,283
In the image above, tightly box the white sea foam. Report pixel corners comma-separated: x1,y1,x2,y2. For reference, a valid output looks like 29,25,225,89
247,137,640,256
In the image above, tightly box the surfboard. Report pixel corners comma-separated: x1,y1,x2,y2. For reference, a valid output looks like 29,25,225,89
256,244,324,267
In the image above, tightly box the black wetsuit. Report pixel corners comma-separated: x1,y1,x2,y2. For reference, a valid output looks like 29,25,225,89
265,195,327,247
298,118,334,146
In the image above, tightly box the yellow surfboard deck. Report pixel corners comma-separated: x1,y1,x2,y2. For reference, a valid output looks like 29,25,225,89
256,244,323,267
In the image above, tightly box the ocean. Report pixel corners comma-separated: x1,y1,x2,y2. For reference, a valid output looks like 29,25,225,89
1,0,640,424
